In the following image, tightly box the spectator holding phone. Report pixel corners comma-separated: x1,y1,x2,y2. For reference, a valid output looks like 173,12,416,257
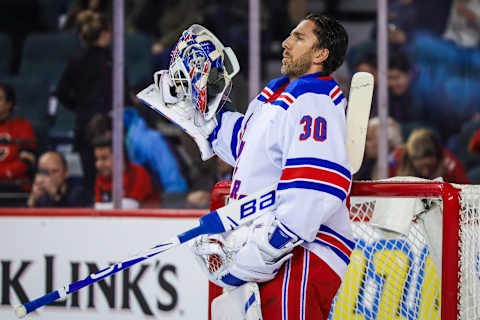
27,151,89,207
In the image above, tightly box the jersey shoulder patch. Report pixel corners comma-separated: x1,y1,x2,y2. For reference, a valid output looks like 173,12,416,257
257,75,290,102
270,75,345,110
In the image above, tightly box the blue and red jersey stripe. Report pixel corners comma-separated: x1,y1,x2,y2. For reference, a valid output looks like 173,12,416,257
314,225,355,265
278,157,352,201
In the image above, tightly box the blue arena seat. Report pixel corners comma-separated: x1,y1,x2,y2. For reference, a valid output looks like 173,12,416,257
125,32,152,87
20,32,82,82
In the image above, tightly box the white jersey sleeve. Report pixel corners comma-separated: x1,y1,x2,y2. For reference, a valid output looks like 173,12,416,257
269,81,351,243
208,109,244,166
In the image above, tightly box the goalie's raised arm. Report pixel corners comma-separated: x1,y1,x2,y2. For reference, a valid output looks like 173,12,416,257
137,24,240,161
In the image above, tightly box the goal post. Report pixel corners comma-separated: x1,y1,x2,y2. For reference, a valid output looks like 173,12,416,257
208,180,480,320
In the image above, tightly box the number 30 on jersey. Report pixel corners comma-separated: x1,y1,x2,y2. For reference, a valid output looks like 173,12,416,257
299,115,327,141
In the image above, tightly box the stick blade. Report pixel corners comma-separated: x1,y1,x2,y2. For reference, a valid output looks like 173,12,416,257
346,72,374,174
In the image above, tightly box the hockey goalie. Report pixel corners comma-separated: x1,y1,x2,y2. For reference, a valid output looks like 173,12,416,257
138,14,357,320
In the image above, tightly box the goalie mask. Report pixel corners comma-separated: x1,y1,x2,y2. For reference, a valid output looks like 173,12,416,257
169,24,240,121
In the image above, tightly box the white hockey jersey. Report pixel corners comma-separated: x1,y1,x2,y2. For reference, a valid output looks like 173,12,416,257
209,72,354,279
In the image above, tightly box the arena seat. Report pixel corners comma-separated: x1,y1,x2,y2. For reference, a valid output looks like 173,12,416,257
20,32,81,82
125,32,152,87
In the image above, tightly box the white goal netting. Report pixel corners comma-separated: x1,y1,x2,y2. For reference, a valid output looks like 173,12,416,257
207,180,480,320
328,181,480,320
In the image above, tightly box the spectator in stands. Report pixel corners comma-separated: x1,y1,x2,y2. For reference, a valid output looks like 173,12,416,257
390,128,470,183
0,83,37,194
354,52,377,83
387,51,425,125
387,0,419,49
92,135,159,209
185,156,233,209
62,0,112,31
355,117,404,180
352,52,378,118
444,0,480,47
27,151,89,207
56,11,132,195
123,107,188,194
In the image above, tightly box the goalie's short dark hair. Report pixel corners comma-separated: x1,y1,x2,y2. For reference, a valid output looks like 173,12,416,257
305,13,348,74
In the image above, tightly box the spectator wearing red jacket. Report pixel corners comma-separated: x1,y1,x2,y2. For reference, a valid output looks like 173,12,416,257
92,135,159,209
0,82,36,193
390,128,470,184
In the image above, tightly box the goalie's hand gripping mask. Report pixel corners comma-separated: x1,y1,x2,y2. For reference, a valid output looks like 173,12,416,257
168,24,240,121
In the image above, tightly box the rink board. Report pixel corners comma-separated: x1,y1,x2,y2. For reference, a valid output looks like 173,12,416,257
0,209,208,320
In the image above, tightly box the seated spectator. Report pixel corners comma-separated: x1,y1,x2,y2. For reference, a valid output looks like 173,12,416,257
387,51,425,124
92,135,159,209
355,117,403,181
444,0,480,48
354,52,378,84
27,151,89,207
390,128,470,183
0,83,37,193
123,107,188,194
351,52,378,118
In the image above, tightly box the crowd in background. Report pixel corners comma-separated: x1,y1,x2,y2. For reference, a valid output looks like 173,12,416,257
0,0,479,209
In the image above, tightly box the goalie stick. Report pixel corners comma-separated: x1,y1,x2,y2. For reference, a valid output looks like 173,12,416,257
14,72,373,318
13,185,277,318
346,72,374,174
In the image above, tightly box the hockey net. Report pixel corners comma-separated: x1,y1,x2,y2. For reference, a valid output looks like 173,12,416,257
208,179,480,320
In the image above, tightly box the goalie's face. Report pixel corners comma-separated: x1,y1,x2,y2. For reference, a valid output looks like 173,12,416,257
281,20,329,80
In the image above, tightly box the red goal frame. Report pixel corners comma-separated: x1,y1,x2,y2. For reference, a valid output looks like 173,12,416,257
208,180,462,320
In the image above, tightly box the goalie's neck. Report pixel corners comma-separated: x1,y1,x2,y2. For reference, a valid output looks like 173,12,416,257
289,71,331,82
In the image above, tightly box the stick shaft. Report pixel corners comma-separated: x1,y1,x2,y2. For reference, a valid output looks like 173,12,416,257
20,240,178,315
17,185,278,316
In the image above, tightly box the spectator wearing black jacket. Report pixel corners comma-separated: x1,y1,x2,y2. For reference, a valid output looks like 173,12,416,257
27,151,90,207
55,10,131,194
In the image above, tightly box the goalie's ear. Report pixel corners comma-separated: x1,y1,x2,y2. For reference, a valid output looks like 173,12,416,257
313,47,329,66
